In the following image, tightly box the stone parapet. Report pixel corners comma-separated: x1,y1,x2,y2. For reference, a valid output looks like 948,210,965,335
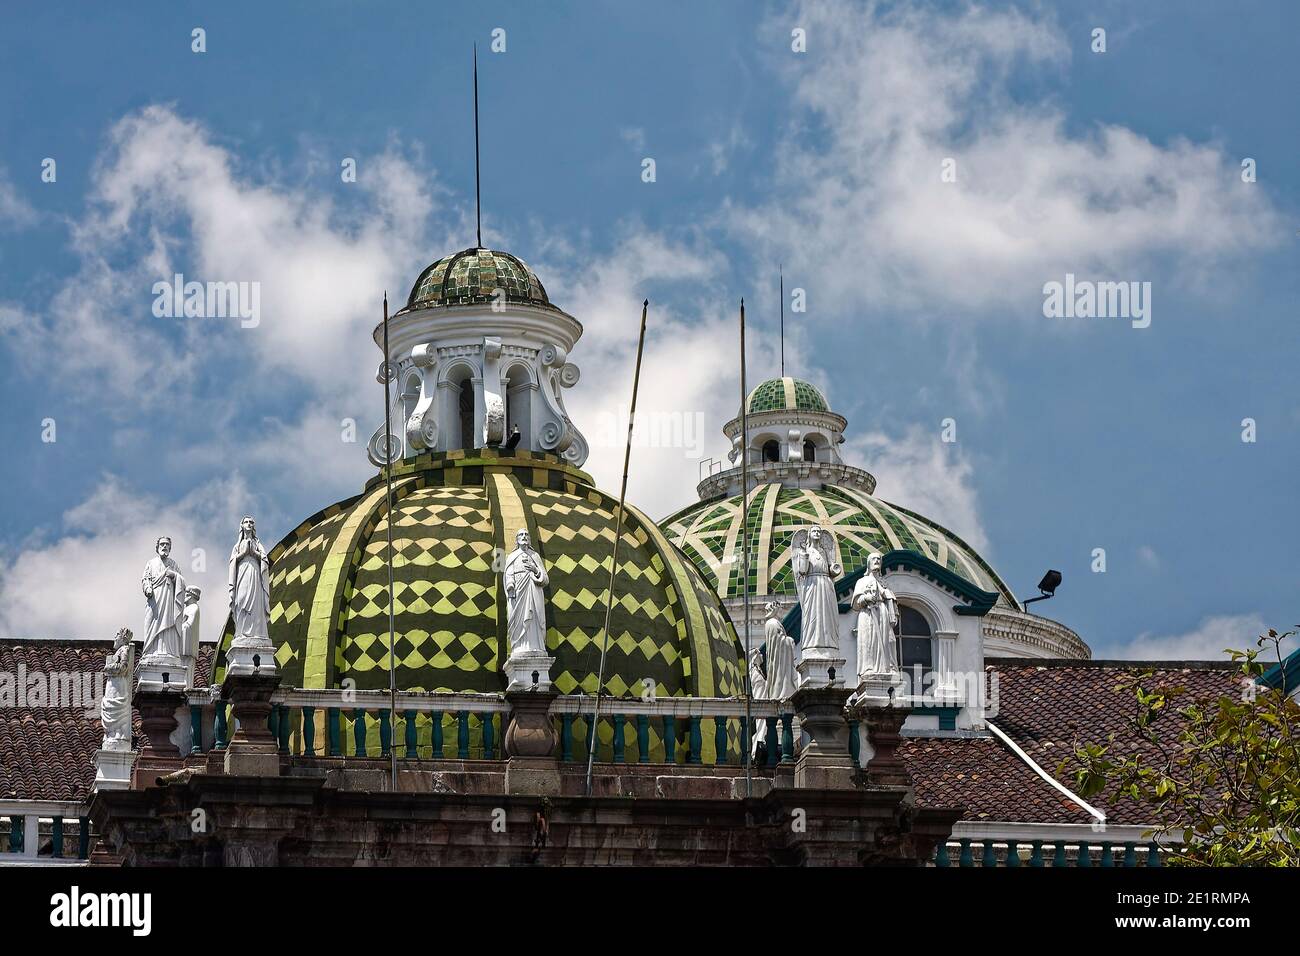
88,765,958,867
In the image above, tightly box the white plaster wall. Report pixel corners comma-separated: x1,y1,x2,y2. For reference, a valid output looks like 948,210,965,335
789,567,989,736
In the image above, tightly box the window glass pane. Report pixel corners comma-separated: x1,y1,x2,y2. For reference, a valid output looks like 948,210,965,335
901,635,932,671
899,605,931,637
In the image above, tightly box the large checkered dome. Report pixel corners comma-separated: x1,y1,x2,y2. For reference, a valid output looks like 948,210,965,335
661,485,1018,608
214,448,745,700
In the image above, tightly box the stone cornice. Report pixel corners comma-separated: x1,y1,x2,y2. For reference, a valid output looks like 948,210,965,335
696,461,876,499
723,408,848,439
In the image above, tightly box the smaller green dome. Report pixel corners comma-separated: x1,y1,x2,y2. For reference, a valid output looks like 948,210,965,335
405,248,554,311
746,376,829,415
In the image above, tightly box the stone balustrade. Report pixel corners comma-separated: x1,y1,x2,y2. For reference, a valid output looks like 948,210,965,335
935,839,1167,868
0,800,91,865
183,686,793,768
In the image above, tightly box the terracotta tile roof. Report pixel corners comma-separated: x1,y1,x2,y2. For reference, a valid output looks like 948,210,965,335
0,639,216,803
984,658,1240,826
901,658,1240,826
900,735,1093,824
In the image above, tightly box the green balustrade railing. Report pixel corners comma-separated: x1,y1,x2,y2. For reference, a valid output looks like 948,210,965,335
0,813,92,860
937,839,1166,867
189,689,787,768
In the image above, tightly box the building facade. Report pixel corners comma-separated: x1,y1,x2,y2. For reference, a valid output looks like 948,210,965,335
0,245,1237,867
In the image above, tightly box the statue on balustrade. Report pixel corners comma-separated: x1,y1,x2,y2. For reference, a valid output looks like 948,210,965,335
749,602,800,761
229,515,272,645
763,601,798,700
503,528,549,659
141,536,187,665
100,627,133,751
852,551,900,680
792,526,842,658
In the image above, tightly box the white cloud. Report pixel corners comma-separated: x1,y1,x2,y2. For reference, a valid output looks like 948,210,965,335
727,1,1284,314
169,406,374,509
619,127,647,152
847,424,989,553
0,168,35,228
5,105,454,412
1137,544,1160,569
705,124,752,176
1120,613,1286,661
542,229,782,518
0,475,255,644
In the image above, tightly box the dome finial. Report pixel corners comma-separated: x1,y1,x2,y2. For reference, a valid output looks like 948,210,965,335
473,43,482,250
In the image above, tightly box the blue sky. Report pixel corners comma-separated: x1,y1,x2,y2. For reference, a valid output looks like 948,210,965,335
0,0,1296,659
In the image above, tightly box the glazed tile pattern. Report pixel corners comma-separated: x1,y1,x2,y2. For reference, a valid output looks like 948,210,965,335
744,376,829,414
213,448,745,760
405,248,553,311
663,483,1016,606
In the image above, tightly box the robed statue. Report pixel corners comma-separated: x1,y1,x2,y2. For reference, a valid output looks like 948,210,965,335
229,516,272,644
141,536,186,663
762,602,799,700
503,528,549,658
749,602,800,760
100,627,133,751
792,526,842,657
851,551,900,679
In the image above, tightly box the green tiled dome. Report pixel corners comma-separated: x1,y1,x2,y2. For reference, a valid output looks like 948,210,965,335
215,449,744,707
405,248,554,311
662,483,1018,608
745,376,830,414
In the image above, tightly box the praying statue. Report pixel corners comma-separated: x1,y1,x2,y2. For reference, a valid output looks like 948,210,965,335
503,528,549,658
141,536,187,663
100,627,133,751
792,526,842,657
748,636,770,759
229,515,272,645
852,552,900,680
763,602,799,701
749,603,799,760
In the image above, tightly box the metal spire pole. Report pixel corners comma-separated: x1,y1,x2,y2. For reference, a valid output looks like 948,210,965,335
585,299,650,797
740,297,753,798
381,292,399,787
473,44,482,249
779,267,785,378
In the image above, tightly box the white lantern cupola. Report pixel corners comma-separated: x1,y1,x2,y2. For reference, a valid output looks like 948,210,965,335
368,247,589,467
698,375,875,498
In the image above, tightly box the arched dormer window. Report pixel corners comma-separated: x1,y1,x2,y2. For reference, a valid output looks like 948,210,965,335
899,604,933,688
803,438,816,463
762,439,780,463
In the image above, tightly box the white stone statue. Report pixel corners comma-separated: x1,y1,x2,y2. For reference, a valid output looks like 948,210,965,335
503,528,549,658
222,516,278,678
100,627,134,751
750,602,799,760
763,601,799,701
852,552,900,680
229,516,272,644
182,586,202,686
792,526,842,658
141,536,187,665
748,635,769,759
